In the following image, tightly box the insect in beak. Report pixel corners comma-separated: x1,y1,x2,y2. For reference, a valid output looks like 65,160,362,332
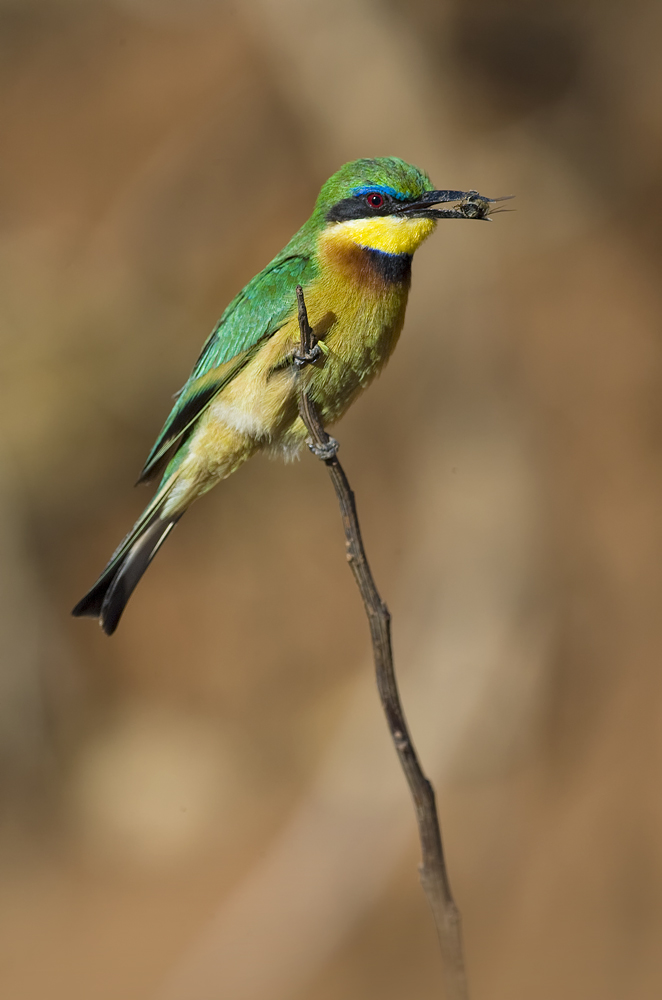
399,190,514,221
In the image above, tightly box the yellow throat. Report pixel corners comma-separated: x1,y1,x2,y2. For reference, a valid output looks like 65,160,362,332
324,215,437,256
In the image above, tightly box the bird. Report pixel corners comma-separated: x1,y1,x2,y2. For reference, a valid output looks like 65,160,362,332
72,156,498,635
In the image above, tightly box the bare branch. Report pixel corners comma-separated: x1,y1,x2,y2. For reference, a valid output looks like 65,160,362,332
294,285,469,1000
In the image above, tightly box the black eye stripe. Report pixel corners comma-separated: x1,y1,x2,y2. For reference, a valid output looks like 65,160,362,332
326,192,396,222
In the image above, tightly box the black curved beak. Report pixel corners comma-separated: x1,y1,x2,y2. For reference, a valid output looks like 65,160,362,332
398,189,513,221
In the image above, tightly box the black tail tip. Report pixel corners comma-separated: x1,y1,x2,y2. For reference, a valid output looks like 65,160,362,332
71,591,117,635
100,617,119,636
71,599,120,636
71,574,129,635
71,513,180,637
71,588,106,620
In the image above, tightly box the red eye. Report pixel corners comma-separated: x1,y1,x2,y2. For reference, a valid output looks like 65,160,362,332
367,192,384,208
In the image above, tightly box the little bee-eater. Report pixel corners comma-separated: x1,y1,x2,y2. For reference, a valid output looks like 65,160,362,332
73,157,497,634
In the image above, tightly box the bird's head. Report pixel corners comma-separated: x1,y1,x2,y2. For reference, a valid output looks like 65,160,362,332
313,157,499,257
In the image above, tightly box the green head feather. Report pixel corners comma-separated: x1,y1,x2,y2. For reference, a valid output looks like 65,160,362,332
314,157,433,217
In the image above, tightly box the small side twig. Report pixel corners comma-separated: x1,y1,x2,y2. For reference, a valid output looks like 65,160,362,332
294,286,469,1000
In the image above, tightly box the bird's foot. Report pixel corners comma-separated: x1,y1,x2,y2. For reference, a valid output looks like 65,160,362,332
294,343,322,369
307,436,339,460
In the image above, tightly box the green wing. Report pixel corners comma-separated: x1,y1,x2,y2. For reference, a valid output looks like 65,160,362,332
138,253,315,484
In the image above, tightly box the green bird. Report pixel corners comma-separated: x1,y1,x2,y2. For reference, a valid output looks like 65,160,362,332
73,157,497,634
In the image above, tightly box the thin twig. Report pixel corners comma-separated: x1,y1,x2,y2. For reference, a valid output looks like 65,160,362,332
294,286,469,1000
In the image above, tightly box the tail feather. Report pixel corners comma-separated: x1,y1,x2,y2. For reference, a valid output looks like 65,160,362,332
99,516,179,634
72,490,181,635
71,574,112,620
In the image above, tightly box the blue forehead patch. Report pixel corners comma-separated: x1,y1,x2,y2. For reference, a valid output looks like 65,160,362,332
351,184,411,202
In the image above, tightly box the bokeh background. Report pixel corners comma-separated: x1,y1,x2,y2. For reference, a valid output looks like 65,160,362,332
1,1,662,997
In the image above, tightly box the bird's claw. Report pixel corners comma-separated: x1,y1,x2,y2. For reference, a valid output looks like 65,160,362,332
307,436,339,460
294,343,322,369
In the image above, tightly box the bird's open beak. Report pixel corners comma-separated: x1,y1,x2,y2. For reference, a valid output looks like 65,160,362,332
397,189,513,221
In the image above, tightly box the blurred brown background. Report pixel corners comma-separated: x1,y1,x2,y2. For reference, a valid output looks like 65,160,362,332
1,1,662,997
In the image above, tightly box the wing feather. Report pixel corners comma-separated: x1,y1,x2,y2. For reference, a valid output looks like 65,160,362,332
138,253,316,484
190,254,314,376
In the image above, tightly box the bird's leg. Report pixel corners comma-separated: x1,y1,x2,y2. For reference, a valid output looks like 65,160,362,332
294,284,338,460
293,283,323,369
